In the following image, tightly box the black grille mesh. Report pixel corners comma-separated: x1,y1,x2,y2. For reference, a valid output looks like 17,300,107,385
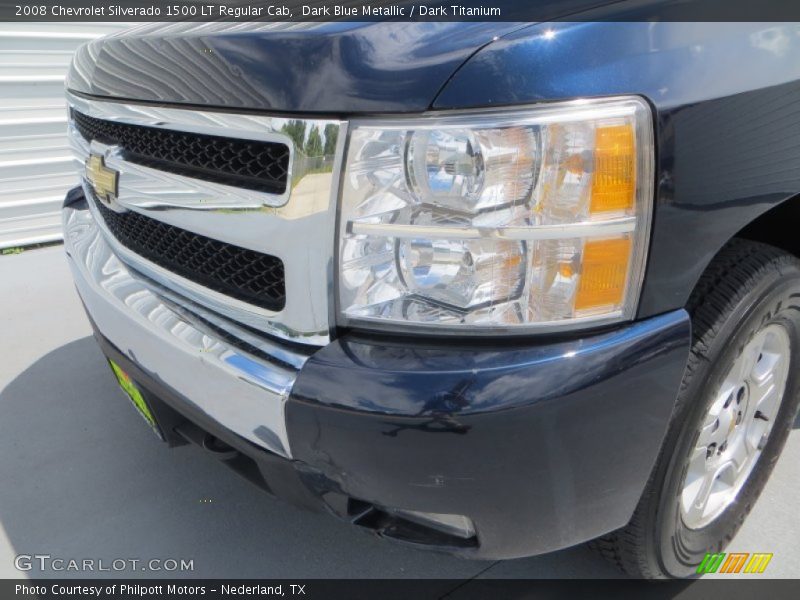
73,110,290,194
93,199,286,312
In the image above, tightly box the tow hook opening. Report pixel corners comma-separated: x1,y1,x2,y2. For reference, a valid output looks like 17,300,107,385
174,422,273,494
346,499,478,549
202,434,239,460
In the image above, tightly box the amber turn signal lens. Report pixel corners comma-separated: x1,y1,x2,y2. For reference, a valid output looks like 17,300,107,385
575,237,633,313
590,124,636,213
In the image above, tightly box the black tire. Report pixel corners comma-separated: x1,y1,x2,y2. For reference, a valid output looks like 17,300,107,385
592,239,800,579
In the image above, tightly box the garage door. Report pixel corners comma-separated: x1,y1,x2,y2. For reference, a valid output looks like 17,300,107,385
0,23,130,249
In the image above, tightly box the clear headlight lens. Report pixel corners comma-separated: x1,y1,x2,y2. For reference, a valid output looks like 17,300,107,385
337,97,653,333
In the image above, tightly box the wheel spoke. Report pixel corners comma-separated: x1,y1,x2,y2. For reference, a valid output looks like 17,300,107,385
716,461,738,486
684,464,725,524
752,370,776,404
697,418,720,448
727,439,750,472
713,383,737,416
753,348,783,384
751,380,777,427
734,339,762,382
686,446,708,479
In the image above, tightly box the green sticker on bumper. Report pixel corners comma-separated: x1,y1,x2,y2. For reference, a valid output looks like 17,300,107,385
108,360,156,428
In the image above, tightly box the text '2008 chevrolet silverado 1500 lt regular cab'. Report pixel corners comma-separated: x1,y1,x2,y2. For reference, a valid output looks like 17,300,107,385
61,13,800,579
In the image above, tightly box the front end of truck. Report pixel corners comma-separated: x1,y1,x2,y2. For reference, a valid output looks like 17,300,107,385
61,21,693,559
62,20,800,573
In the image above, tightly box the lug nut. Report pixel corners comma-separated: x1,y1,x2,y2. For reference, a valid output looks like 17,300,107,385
706,443,717,459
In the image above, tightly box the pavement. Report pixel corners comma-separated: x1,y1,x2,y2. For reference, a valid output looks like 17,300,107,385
0,245,797,581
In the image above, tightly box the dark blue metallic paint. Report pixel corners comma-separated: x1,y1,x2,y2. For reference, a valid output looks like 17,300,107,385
434,21,800,317
66,22,528,113
286,310,691,558
65,3,641,114
66,15,800,557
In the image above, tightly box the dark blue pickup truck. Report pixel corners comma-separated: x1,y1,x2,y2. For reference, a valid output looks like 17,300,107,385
61,15,800,578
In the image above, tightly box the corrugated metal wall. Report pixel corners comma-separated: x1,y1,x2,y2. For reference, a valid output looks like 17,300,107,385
0,23,130,249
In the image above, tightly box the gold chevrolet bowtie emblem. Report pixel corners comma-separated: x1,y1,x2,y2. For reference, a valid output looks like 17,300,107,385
85,154,118,205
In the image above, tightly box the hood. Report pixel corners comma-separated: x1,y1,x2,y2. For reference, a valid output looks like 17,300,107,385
67,21,527,113
67,1,623,114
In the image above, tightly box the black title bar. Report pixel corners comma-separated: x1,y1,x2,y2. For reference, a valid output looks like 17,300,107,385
5,579,800,600
2,0,800,22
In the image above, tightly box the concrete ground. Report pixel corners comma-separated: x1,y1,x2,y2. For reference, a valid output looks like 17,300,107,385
0,246,797,581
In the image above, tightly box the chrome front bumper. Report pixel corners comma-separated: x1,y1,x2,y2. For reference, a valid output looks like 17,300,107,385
63,196,309,458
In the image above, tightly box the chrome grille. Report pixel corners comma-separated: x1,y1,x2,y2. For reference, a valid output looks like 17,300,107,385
72,109,291,194
67,91,346,346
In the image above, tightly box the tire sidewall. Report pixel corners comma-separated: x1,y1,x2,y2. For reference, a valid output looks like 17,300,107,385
656,267,800,578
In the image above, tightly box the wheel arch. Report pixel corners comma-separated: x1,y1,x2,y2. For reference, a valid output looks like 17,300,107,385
735,193,800,260
672,193,800,316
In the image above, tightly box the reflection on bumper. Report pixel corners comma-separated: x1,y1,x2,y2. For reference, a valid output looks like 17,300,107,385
62,197,308,458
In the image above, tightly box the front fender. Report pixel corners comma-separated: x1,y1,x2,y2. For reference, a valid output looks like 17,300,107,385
436,22,800,318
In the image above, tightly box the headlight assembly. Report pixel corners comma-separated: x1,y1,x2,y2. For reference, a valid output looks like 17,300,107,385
336,97,654,334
